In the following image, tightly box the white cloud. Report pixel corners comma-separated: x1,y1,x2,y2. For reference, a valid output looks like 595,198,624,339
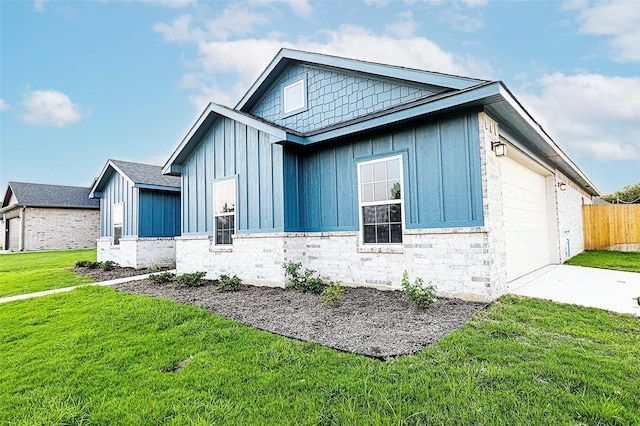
140,0,196,9
0,99,9,111
574,1,640,62
19,89,92,127
520,73,640,161
33,0,47,12
204,4,269,40
188,83,248,111
284,0,313,18
153,14,195,42
385,11,419,37
439,8,484,32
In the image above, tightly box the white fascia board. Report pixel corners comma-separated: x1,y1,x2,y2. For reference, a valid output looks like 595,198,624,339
498,84,600,194
90,160,133,198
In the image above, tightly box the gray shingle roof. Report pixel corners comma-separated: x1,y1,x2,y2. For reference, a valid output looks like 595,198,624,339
110,160,181,188
3,182,99,209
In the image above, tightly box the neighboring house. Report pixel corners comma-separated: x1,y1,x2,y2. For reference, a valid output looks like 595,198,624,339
90,159,181,268
0,182,100,251
162,49,598,302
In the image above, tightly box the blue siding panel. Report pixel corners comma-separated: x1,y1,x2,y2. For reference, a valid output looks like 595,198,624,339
286,112,483,232
100,172,137,237
139,190,181,237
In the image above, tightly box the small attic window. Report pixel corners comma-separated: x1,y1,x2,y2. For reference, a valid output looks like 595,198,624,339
282,78,306,116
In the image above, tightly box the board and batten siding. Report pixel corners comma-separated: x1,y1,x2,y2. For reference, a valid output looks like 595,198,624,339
99,172,137,238
181,117,285,235
138,190,181,237
284,113,483,232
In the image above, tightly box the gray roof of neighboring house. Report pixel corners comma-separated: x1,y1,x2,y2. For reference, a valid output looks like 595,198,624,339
1,182,99,211
110,159,181,188
91,159,181,198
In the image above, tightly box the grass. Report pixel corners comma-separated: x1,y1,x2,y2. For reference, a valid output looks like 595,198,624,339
0,249,96,297
1,287,639,425
565,250,640,273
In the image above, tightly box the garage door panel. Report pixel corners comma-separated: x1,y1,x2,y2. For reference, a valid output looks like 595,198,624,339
8,218,19,251
502,155,552,281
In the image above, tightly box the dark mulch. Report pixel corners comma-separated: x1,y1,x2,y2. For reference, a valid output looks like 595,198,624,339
69,266,171,282
113,278,488,359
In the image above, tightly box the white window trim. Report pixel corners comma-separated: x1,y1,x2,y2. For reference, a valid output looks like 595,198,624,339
356,154,405,247
112,202,124,246
213,178,237,246
282,78,306,116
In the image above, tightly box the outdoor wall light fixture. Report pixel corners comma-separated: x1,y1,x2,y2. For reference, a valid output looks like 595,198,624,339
491,141,507,157
558,182,567,191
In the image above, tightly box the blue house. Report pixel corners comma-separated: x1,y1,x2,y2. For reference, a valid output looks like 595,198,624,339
163,49,598,301
90,159,181,268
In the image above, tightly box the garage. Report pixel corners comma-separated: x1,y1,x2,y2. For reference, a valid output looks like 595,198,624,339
501,150,557,281
7,217,20,251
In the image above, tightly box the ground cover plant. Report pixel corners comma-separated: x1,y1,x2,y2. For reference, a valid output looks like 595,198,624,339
1,288,638,425
564,250,640,273
0,249,96,298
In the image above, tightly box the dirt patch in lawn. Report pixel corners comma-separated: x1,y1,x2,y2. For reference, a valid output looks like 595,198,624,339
112,278,488,359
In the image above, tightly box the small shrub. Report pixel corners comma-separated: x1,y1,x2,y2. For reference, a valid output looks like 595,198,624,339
99,261,119,271
283,262,323,294
401,271,437,309
319,281,344,307
75,260,97,268
149,262,160,271
148,272,176,284
175,272,208,288
170,260,177,269
217,274,242,292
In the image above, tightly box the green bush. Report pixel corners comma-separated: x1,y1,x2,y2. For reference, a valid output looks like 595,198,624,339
75,260,98,268
149,262,160,271
175,272,208,288
148,272,176,284
100,261,119,271
401,271,437,309
319,281,344,307
217,274,242,292
283,262,323,294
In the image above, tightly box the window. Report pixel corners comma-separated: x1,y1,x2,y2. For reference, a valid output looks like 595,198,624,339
283,79,306,115
113,203,123,245
214,179,236,245
358,156,403,245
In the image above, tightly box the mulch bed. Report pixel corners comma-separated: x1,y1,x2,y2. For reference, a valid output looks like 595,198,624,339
69,266,171,282
112,277,488,359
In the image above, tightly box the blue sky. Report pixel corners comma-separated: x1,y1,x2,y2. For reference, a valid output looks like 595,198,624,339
1,0,638,196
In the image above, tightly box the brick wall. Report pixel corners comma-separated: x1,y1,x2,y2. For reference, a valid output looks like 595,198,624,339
22,207,99,251
555,170,593,261
98,237,176,269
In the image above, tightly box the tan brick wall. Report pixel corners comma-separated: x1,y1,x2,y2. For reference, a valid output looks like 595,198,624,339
22,207,99,251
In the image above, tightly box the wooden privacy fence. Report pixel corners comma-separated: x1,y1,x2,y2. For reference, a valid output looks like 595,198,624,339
582,204,640,250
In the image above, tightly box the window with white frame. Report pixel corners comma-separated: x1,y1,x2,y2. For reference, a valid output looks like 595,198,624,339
113,203,123,245
358,156,403,245
213,179,236,245
283,79,306,115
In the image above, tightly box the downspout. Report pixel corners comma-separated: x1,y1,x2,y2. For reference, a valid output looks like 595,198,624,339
19,206,26,251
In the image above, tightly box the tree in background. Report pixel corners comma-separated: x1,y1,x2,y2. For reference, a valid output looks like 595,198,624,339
600,182,640,204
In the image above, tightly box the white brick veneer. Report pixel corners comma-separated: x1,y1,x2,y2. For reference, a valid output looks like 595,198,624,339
97,237,176,269
22,207,99,251
554,170,593,262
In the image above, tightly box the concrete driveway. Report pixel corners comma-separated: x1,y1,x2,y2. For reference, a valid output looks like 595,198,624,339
510,265,640,316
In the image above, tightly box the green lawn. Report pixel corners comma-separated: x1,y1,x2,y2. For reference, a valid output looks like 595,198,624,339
0,249,96,297
565,250,640,273
1,286,638,425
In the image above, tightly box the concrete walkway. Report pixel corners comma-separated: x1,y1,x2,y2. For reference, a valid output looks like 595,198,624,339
510,265,640,316
0,272,163,304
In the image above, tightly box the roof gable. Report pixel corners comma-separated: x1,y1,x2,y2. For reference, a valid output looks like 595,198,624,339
248,61,454,134
1,182,99,210
237,49,486,112
91,159,181,198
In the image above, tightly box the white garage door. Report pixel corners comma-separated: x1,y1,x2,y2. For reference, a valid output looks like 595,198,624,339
502,153,553,281
7,218,20,251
